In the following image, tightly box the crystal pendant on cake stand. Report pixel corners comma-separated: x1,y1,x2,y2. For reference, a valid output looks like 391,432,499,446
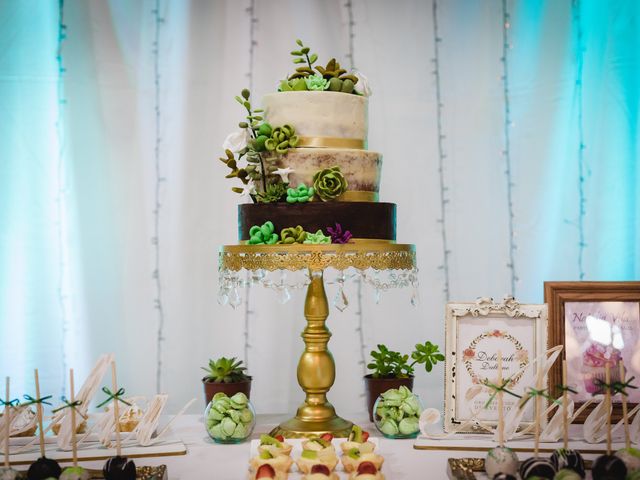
218,242,417,438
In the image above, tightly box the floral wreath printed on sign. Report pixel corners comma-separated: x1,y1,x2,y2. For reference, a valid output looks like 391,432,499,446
462,329,529,387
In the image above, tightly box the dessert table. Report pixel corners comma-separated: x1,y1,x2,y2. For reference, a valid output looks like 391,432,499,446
51,413,459,479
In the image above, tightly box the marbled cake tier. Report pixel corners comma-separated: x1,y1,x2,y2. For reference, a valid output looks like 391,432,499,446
263,91,368,145
277,148,381,200
238,202,396,241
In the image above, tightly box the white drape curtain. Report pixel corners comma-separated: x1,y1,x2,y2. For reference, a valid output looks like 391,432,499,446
1,0,638,414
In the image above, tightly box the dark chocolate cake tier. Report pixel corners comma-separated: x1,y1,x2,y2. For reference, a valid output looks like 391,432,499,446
238,202,396,241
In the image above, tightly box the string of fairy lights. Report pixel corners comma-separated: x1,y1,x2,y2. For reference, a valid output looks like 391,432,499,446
243,0,258,369
500,0,518,296
152,0,166,394
431,0,451,302
344,0,367,378
572,0,587,280
56,0,70,395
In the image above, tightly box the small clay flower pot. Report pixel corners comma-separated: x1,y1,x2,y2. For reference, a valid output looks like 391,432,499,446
202,377,252,406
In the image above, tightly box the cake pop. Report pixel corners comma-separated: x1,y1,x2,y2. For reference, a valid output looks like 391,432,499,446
550,450,585,478
614,360,640,474
2,378,24,480
484,351,519,478
26,370,61,480
553,469,582,480
519,457,556,479
101,362,136,480
58,371,89,480
102,456,136,480
26,458,61,480
591,364,627,480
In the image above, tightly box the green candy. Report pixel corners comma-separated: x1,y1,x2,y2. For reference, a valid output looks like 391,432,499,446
312,166,348,201
303,230,331,244
375,386,422,437
205,392,254,442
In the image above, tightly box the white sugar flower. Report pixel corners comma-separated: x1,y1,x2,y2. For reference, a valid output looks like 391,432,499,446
273,166,295,183
352,70,372,97
222,129,251,153
239,180,256,198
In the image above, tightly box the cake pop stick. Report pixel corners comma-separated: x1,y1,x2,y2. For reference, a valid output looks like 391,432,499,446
619,360,631,450
70,369,78,467
497,350,504,447
110,361,122,457
562,359,568,450
605,363,612,455
534,363,543,458
34,369,46,458
4,377,9,468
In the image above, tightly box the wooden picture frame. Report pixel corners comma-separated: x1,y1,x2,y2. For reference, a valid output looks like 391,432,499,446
444,297,547,433
545,281,640,423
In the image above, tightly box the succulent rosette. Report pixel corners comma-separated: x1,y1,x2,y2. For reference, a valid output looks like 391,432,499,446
279,226,307,244
205,392,255,443
287,184,314,203
313,166,348,201
249,221,279,245
304,74,330,91
303,230,331,245
326,223,352,244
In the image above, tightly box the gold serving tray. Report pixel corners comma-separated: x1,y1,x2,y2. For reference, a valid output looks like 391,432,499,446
447,458,594,479
14,465,167,480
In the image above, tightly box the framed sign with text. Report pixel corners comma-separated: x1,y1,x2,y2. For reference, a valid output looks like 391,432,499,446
444,297,547,433
545,281,640,423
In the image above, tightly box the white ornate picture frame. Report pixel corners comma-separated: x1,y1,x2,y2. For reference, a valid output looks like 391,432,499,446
444,297,548,433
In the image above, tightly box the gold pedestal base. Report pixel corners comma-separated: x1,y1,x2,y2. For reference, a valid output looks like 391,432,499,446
218,244,417,439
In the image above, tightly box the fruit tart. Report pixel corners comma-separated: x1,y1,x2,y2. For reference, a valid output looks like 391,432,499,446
340,425,375,455
348,461,385,480
341,447,384,474
296,440,338,474
301,434,336,455
249,449,294,475
301,464,340,480
258,434,293,457
249,463,288,480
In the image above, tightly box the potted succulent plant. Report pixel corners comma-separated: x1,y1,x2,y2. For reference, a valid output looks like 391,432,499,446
364,342,444,421
202,356,252,405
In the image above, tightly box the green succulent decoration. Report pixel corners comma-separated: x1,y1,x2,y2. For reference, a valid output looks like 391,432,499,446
279,39,359,94
220,88,300,200
202,357,250,383
248,221,279,245
312,166,348,201
256,182,287,204
279,226,307,244
367,342,445,379
303,229,331,244
287,184,314,203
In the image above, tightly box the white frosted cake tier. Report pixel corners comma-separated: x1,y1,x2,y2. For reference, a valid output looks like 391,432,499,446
263,91,368,146
277,148,381,200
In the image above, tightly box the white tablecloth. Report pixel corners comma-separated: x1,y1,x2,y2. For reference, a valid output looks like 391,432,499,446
74,413,474,479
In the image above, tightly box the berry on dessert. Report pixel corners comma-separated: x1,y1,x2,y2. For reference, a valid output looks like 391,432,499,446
348,461,385,480
301,463,340,480
258,434,293,457
249,449,294,474
341,446,384,474
340,425,375,455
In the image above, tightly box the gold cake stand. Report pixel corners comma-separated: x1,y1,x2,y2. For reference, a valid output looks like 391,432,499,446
219,242,416,438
